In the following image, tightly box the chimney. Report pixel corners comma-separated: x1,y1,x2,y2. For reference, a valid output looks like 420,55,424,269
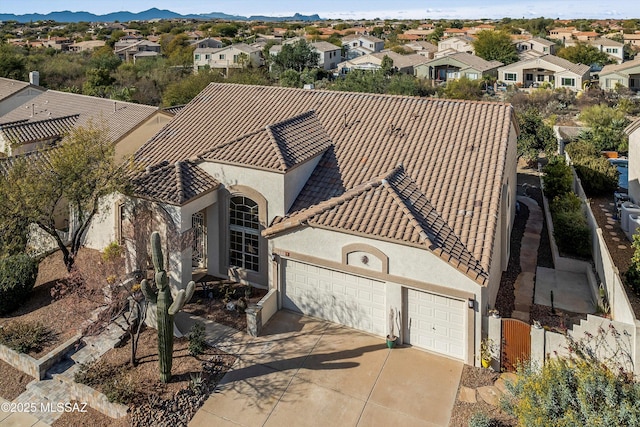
29,71,39,86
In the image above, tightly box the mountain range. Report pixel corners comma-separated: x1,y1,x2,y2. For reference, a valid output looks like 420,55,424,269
0,8,323,23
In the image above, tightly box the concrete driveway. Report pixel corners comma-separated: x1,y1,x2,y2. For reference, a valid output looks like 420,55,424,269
190,311,463,427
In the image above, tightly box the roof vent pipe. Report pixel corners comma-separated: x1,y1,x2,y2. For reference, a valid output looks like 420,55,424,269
114,101,117,113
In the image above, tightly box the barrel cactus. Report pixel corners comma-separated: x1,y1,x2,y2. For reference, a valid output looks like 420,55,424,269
141,231,195,383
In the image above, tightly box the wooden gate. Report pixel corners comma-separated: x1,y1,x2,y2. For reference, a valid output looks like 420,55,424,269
501,318,531,372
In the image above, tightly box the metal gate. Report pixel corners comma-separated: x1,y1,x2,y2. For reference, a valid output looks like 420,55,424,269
501,318,531,372
192,212,206,268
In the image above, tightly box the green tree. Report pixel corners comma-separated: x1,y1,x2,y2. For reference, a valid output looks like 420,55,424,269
82,67,115,97
0,122,128,271
271,40,319,74
516,108,557,162
162,70,222,106
279,69,302,87
443,77,483,100
473,30,518,65
557,42,615,66
578,104,630,152
0,44,26,80
331,69,386,94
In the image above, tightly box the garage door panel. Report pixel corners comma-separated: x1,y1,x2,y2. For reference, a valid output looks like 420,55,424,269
405,288,465,360
283,260,386,336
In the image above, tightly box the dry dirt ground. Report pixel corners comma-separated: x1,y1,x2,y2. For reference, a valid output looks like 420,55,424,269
0,249,105,358
0,359,33,400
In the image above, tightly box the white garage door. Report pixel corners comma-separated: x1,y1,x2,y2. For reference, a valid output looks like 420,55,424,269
405,288,466,359
282,259,386,336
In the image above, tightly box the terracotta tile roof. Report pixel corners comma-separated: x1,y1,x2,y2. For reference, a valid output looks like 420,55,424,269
131,160,220,206
265,165,488,283
135,84,515,284
0,147,52,175
0,114,78,146
0,90,159,144
199,110,332,172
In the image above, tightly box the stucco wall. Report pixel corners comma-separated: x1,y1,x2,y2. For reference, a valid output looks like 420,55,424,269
114,113,173,162
629,127,640,204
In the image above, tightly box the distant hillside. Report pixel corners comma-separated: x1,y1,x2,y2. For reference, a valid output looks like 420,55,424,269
0,8,322,23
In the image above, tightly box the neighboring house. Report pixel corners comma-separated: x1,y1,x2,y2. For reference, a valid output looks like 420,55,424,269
549,27,576,43
114,39,161,62
310,41,342,70
497,55,590,91
0,75,46,118
341,34,385,59
623,34,640,48
190,37,223,49
564,38,624,64
436,35,475,57
193,43,263,73
68,40,106,52
626,119,640,204
405,40,438,59
599,58,640,91
0,90,173,164
42,36,72,51
514,37,556,57
338,51,429,75
113,83,518,366
0,114,78,156
415,52,502,81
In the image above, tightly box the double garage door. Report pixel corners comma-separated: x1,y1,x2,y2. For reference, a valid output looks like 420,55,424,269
282,259,466,360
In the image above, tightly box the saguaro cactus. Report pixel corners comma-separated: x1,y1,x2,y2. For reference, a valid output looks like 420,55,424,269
141,231,195,383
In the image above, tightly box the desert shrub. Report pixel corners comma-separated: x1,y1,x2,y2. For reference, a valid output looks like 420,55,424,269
188,322,207,356
0,254,39,314
502,326,640,426
75,360,137,404
542,157,573,200
550,193,591,258
468,412,497,427
625,233,640,295
566,141,618,195
0,321,54,354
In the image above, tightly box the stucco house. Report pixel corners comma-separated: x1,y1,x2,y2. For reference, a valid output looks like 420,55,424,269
338,51,429,75
565,38,624,64
114,39,161,62
341,34,385,60
599,58,640,91
415,52,501,82
436,35,475,58
406,40,438,59
497,55,590,90
193,43,263,73
102,83,518,366
310,41,342,70
514,37,556,57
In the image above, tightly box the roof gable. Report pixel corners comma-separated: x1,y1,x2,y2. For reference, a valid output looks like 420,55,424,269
199,110,332,172
131,160,219,206
265,165,488,284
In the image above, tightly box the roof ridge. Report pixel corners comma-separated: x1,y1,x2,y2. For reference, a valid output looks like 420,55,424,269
383,168,488,281
1,114,80,130
175,161,185,203
197,128,266,158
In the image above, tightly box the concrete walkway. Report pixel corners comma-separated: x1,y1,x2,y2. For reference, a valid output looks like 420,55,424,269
190,311,463,427
512,196,542,322
534,268,596,313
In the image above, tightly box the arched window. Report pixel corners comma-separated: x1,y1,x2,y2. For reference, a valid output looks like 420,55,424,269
229,196,259,271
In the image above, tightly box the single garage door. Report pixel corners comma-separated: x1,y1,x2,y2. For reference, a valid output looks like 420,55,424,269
282,259,386,336
405,288,466,359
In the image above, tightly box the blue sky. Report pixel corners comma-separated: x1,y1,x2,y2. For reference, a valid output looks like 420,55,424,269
0,0,635,19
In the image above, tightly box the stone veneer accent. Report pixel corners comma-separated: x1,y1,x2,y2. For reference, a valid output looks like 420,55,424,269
54,367,128,419
0,334,82,380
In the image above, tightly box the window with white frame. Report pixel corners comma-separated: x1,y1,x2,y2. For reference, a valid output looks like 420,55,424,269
195,54,200,60
219,54,225,60
229,196,259,271
504,72,517,81
561,77,575,87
